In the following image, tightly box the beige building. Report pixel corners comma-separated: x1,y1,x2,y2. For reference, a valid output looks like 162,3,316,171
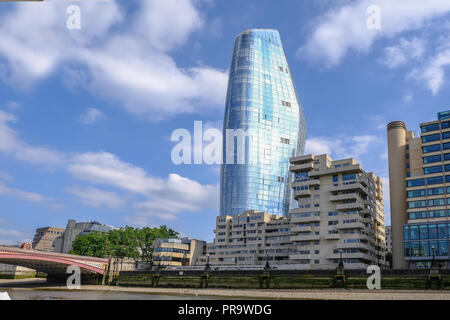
387,111,450,269
32,227,64,252
289,154,386,269
152,238,206,267
206,210,292,266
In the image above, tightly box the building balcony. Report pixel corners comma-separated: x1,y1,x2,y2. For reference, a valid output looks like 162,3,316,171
337,222,365,230
293,190,311,199
291,179,320,188
291,226,312,233
337,242,371,250
328,252,374,261
289,253,312,260
329,183,369,195
290,215,321,223
329,193,359,202
336,202,364,211
289,162,314,172
325,233,340,240
290,234,320,241
290,155,314,165
309,164,362,177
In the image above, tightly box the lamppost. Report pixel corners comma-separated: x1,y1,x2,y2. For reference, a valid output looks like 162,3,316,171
265,252,270,270
205,253,210,271
338,249,344,269
431,245,437,269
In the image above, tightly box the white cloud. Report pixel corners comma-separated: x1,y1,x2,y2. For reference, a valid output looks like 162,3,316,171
67,152,219,223
305,134,383,163
0,228,25,238
0,0,228,119
0,110,66,166
67,186,126,210
300,0,450,66
0,181,61,208
411,48,450,95
381,37,426,68
0,110,219,222
80,108,103,124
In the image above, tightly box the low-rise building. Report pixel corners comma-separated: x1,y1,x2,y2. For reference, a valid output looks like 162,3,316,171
206,210,292,266
152,238,206,267
32,227,64,252
54,219,115,254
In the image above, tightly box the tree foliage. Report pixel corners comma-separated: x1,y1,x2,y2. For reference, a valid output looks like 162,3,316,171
71,225,179,264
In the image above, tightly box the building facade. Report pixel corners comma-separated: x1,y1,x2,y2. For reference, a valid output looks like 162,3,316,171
31,227,64,252
220,28,307,217
207,210,292,265
152,238,206,267
385,226,392,253
388,111,450,269
54,219,115,254
289,154,386,269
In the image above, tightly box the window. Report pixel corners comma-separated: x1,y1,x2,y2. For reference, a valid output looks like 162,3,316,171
428,198,445,207
438,224,447,239
438,241,448,256
428,187,445,196
404,242,411,257
408,189,426,197
422,133,441,143
328,211,338,216
404,225,410,240
280,137,290,144
408,179,425,187
423,144,441,153
333,175,338,182
444,142,450,150
328,220,338,226
281,100,291,107
408,200,427,209
443,131,450,140
427,176,444,185
424,166,443,174
342,173,357,181
428,224,438,239
410,225,419,240
444,153,450,161
409,211,427,220
419,224,428,240
421,123,440,133
424,154,442,164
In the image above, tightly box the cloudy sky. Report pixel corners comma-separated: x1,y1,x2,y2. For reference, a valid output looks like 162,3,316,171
0,0,449,244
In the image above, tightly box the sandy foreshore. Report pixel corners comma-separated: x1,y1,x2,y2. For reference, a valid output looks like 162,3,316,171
1,278,450,300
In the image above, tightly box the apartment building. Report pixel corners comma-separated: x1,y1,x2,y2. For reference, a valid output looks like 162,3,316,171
289,154,386,269
152,238,206,267
388,111,450,269
206,210,292,266
32,227,65,252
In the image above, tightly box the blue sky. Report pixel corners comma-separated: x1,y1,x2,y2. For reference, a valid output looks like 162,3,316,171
0,0,450,244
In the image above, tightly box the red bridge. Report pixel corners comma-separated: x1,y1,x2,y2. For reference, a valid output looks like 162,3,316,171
0,245,109,276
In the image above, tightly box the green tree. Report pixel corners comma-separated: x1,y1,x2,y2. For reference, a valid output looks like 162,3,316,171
71,231,108,258
386,251,393,269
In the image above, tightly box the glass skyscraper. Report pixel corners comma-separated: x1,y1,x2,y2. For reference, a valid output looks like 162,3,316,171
220,29,307,217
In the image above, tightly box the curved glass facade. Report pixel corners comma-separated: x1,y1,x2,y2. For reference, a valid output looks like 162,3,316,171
220,29,307,217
